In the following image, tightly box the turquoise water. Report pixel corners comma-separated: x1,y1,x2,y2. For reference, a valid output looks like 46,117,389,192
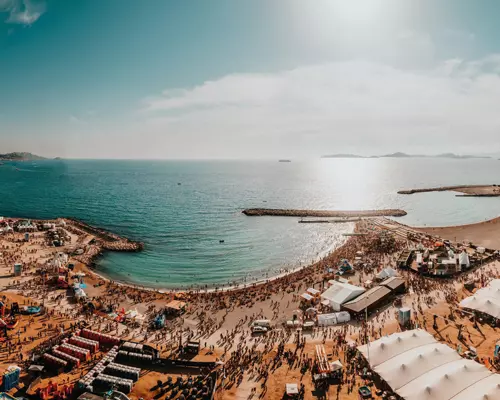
0,159,499,288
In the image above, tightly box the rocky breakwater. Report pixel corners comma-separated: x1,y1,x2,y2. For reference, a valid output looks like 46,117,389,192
64,217,144,252
64,217,143,266
398,184,500,195
242,208,407,217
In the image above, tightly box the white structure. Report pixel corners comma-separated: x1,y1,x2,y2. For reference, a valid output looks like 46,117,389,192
460,280,500,319
320,281,365,311
376,267,398,280
358,329,500,400
49,252,69,271
317,312,351,326
459,251,470,269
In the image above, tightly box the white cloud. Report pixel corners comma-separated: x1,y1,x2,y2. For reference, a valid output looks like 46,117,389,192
137,56,500,158
1,0,45,25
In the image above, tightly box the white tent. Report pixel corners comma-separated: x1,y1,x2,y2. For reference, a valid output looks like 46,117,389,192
397,359,491,400
358,329,436,367
320,281,365,311
317,312,350,326
374,343,461,390
460,296,500,319
489,279,500,289
376,267,398,280
450,373,500,400
460,280,500,319
475,286,500,300
358,329,500,400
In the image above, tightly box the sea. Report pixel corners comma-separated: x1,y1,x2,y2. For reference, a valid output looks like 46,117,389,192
0,158,499,289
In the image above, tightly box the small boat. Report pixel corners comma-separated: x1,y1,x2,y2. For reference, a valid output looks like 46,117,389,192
219,240,225,243
278,159,291,162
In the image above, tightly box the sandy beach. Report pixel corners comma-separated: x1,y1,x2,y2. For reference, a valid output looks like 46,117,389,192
415,216,500,250
0,213,499,400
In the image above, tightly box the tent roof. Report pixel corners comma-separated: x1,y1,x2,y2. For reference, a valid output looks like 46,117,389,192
489,279,500,288
460,280,500,318
357,329,436,367
460,296,500,319
307,287,320,295
381,277,406,291
301,293,313,301
449,373,500,400
397,359,491,400
377,267,398,279
320,281,365,305
359,329,500,400
342,286,391,313
374,343,461,390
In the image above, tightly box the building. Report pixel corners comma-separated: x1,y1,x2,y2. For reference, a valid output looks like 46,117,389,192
380,277,406,294
341,286,391,315
320,281,365,311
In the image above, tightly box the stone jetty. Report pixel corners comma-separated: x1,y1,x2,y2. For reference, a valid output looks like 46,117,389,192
63,217,143,266
242,208,407,217
65,217,143,251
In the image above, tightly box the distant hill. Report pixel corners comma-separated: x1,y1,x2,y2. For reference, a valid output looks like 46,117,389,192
322,152,490,159
382,152,491,159
321,154,366,159
382,152,415,158
0,152,47,161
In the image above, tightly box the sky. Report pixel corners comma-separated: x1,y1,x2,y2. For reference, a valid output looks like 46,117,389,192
2,0,500,159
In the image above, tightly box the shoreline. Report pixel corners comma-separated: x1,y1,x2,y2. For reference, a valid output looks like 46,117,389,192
9,212,500,296
86,226,354,295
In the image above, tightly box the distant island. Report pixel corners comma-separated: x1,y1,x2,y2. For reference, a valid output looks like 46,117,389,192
278,159,291,163
321,154,367,159
0,152,47,161
321,152,491,159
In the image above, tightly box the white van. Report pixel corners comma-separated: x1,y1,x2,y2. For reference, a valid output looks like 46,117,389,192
251,319,271,329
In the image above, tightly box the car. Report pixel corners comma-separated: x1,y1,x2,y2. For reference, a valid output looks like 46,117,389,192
251,325,268,334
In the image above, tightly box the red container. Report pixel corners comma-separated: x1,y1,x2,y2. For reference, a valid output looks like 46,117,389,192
69,337,99,353
43,354,67,368
52,348,81,368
